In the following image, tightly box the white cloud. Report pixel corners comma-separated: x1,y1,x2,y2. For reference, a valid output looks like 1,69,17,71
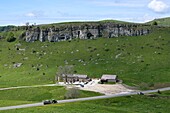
142,14,155,22
121,14,156,23
25,12,36,17
25,11,44,18
56,11,70,16
148,0,169,13
92,1,144,7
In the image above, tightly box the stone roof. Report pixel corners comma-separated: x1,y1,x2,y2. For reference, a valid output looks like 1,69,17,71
101,74,117,80
73,74,88,79
62,74,74,78
62,74,88,79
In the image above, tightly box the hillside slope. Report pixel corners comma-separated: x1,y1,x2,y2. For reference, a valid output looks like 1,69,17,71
148,17,170,26
0,26,169,89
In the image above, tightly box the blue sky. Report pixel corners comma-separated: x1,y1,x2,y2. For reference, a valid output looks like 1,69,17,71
0,0,170,26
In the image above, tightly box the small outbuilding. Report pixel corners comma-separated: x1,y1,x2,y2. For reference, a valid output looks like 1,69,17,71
101,74,118,83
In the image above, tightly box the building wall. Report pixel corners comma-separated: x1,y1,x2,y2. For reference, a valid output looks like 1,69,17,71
107,79,116,82
62,77,88,83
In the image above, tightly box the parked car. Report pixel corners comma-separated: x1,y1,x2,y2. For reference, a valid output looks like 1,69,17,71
137,92,144,95
43,99,57,105
80,84,84,87
51,99,57,103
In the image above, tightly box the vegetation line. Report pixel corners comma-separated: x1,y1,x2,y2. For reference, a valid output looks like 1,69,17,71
0,84,58,91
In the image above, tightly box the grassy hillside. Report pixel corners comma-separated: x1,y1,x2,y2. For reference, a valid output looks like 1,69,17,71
39,19,132,28
0,27,170,89
148,17,170,26
1,90,170,113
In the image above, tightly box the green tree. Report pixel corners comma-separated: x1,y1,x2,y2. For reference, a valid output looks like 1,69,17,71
56,65,74,82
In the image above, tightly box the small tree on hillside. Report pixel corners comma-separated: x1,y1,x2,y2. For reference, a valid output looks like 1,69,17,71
25,22,29,30
26,22,29,26
152,21,158,26
56,65,74,82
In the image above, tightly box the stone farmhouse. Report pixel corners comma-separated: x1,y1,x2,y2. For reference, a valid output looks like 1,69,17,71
61,74,91,83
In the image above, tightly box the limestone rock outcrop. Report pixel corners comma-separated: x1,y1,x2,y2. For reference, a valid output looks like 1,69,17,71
25,23,151,42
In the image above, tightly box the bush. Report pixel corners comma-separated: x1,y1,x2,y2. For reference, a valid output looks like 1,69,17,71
152,21,158,26
7,36,16,42
105,48,110,52
6,32,16,42
64,88,80,99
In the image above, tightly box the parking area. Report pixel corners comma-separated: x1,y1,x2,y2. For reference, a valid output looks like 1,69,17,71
59,79,135,95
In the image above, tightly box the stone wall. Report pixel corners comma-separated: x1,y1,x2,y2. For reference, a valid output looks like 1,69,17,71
25,23,151,42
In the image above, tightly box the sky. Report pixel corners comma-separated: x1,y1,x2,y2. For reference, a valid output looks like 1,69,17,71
0,0,170,26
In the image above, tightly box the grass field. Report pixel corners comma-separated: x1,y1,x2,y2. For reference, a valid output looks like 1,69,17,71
0,20,170,113
0,86,102,107
0,27,170,89
38,19,132,29
1,90,169,113
148,17,170,26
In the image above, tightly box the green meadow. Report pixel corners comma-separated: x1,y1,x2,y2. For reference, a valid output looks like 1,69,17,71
0,27,170,89
1,90,169,113
0,86,102,107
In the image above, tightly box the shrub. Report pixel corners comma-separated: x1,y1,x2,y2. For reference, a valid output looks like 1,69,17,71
152,21,158,26
32,50,36,53
64,88,80,99
105,48,110,52
148,83,154,87
6,32,16,42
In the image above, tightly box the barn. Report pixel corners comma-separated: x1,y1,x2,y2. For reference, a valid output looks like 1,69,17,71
101,74,118,83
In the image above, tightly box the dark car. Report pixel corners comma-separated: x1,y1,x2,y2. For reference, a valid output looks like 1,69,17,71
137,92,144,95
43,99,57,105
43,100,52,105
51,99,57,104
80,84,84,87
